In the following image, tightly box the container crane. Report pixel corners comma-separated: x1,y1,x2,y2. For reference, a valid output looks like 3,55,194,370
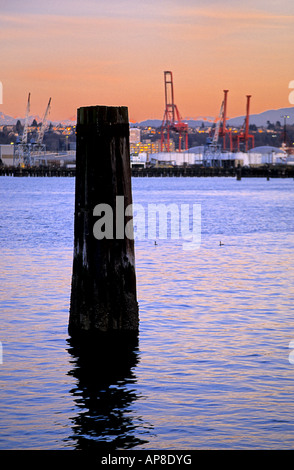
14,95,52,167
207,90,232,153
160,71,188,152
30,97,51,165
236,95,254,151
14,92,31,166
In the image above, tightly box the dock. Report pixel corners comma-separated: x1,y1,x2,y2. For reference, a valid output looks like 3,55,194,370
1,164,294,178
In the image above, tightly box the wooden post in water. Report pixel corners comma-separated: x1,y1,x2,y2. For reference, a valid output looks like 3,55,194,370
68,105,139,339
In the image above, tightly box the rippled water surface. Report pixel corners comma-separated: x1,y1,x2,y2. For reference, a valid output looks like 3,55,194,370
0,175,294,449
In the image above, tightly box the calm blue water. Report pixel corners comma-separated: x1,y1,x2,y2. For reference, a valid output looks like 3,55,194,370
0,175,294,449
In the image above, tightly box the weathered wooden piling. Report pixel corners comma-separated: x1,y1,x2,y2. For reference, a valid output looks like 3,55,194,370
68,105,139,338
236,166,242,180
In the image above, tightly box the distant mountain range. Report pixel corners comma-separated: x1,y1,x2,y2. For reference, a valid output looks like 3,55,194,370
1,106,294,128
0,111,75,127
131,107,294,128
227,107,294,127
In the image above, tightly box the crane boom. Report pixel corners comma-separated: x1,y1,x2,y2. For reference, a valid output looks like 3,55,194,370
36,97,51,145
212,100,224,145
21,92,31,145
236,95,254,151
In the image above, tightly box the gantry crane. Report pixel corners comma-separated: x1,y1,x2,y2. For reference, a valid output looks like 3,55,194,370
14,94,51,167
207,90,232,153
236,95,254,151
30,97,51,165
208,90,232,153
14,92,31,166
160,71,188,152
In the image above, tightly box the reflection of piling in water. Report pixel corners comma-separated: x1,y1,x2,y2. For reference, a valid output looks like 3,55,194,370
67,337,146,451
267,168,271,181
66,336,148,450
68,105,139,338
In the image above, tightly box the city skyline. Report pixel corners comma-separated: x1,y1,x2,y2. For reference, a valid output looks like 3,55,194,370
1,0,294,123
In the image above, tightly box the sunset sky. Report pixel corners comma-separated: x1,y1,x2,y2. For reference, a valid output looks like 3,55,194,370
1,0,294,123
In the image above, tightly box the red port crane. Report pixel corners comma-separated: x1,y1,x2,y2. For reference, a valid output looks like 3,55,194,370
236,95,255,151
160,71,188,152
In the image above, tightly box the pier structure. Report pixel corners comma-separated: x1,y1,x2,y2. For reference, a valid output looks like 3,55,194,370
1,163,294,178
